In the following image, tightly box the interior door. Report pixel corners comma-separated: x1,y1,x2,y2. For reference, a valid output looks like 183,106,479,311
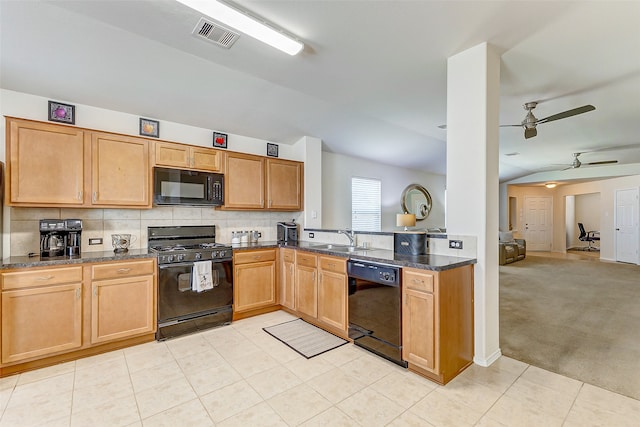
615,188,639,264
524,196,553,251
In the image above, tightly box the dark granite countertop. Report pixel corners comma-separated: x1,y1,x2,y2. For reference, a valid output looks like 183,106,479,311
0,249,155,270
231,241,476,272
1,241,475,272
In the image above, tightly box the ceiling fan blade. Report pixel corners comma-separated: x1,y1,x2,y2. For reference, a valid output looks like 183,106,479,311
500,124,522,127
537,105,595,124
524,127,537,139
437,124,447,129
585,160,618,165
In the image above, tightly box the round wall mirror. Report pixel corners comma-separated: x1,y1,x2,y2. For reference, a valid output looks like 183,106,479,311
401,184,432,221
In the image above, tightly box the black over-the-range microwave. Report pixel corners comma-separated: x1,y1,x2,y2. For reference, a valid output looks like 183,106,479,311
153,167,224,206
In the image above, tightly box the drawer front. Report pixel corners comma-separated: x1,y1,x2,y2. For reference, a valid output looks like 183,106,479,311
281,249,295,263
404,269,435,293
319,256,346,274
2,266,83,290
234,249,277,265
92,259,156,281
296,252,317,268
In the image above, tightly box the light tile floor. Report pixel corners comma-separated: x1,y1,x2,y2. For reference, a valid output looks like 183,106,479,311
1,310,639,426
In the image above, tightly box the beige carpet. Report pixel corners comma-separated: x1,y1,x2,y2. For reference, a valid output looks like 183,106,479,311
500,255,640,400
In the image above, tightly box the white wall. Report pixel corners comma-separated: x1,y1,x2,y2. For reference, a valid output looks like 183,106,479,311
565,195,575,247
321,152,446,231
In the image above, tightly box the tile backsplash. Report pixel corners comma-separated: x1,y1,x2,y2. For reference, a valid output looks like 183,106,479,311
8,207,303,257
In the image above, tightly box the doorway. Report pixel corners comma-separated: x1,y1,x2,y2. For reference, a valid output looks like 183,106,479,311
523,196,552,251
615,187,639,264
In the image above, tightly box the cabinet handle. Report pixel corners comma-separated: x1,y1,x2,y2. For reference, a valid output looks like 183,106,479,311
78,191,83,201
312,271,316,282
117,268,132,274
76,288,81,299
328,263,335,268
253,255,262,260
412,278,424,285
92,191,97,202
36,275,54,281
269,199,272,207
93,286,97,296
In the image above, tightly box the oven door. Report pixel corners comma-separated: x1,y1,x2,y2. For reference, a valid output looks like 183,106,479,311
158,260,233,323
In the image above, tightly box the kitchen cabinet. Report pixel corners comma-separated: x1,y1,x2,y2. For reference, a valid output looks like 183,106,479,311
295,251,318,318
154,140,224,172
402,265,474,385
233,249,277,313
224,152,266,209
223,152,303,211
90,259,156,344
280,248,296,310
91,132,151,207
317,256,348,333
266,158,303,210
5,117,152,208
6,117,87,206
1,266,83,364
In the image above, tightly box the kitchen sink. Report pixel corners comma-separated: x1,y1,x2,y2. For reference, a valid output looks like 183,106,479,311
309,243,370,252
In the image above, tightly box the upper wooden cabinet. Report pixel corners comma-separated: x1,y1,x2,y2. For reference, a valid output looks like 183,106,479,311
7,118,87,206
223,152,303,211
5,117,152,209
153,141,224,172
266,158,303,210
91,132,151,207
224,152,266,209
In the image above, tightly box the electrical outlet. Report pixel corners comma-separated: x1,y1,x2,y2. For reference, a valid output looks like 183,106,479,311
449,240,463,249
258,232,262,238
309,232,315,238
89,238,103,245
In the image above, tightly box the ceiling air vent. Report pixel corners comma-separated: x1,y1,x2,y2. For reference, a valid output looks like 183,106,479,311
192,17,239,49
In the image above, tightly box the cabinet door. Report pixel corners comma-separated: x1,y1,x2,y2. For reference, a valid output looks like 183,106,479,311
266,159,303,210
280,249,295,309
91,275,156,344
2,283,82,363
225,153,265,209
295,265,317,318
318,270,347,332
7,118,86,205
91,132,151,207
402,287,436,371
191,146,224,172
234,261,276,313
154,141,190,168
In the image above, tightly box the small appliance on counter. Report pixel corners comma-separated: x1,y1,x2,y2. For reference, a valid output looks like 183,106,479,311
111,234,136,253
277,220,298,243
393,231,427,255
40,219,83,258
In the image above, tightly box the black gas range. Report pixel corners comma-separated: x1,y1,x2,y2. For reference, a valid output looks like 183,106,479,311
148,225,233,340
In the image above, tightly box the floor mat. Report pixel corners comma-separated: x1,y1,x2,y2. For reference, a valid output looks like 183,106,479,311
263,318,348,359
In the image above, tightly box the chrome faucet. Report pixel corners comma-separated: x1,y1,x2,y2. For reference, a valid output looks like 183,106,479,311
338,229,356,247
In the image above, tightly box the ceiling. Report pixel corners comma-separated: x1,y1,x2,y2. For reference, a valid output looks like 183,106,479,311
2,1,639,183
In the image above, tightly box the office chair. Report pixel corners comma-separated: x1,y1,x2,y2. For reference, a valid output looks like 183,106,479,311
578,223,600,251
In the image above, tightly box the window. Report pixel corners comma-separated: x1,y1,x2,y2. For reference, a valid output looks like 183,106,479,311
351,177,381,231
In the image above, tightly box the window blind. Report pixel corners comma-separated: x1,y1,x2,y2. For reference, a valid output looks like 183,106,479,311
352,177,381,231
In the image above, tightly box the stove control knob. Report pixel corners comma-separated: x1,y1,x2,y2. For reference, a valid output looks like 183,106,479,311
168,255,175,263
382,272,390,281
194,252,202,260
213,251,219,258
177,254,185,262
219,250,226,258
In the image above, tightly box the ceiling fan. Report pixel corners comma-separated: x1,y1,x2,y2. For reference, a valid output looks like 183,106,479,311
561,152,618,170
501,102,595,139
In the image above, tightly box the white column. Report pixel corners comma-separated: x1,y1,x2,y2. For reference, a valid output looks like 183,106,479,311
293,136,322,229
446,43,501,366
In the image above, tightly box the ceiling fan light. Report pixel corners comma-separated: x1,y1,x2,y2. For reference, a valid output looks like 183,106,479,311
545,183,557,189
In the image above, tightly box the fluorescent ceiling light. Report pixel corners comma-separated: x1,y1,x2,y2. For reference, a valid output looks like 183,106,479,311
545,183,557,188
177,0,304,55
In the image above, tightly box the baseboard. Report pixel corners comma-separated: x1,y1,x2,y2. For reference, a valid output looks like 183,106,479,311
473,348,502,367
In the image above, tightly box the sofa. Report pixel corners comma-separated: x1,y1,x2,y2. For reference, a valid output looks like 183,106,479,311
499,231,526,265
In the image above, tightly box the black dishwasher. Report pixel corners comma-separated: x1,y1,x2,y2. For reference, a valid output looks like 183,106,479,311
348,260,407,367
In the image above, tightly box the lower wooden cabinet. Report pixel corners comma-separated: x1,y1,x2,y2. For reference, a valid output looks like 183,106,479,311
0,259,157,373
402,265,474,385
233,249,277,313
280,248,296,310
91,260,156,344
317,256,347,332
295,252,318,318
1,282,83,364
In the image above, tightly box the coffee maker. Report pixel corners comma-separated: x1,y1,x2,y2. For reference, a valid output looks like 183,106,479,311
40,219,83,258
